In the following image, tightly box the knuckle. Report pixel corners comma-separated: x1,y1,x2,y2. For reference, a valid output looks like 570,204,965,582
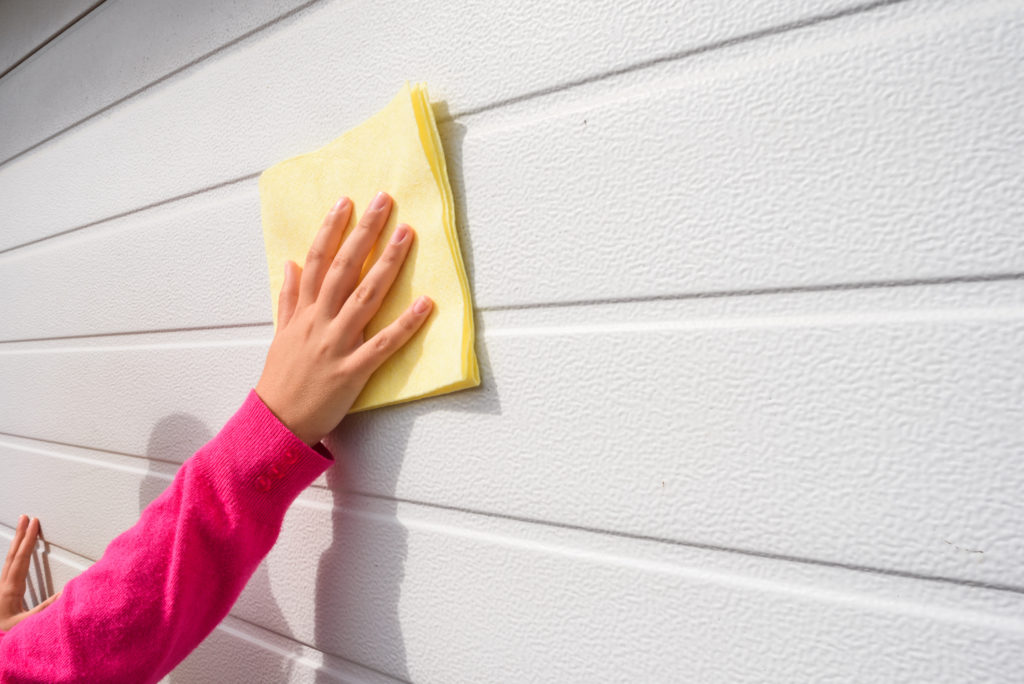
353,283,377,305
373,333,392,353
357,217,379,235
306,246,325,264
329,254,354,273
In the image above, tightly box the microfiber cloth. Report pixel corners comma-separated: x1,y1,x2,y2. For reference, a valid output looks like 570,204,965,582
259,82,480,412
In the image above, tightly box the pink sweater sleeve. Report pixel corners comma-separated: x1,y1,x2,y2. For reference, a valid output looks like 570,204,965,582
0,390,333,683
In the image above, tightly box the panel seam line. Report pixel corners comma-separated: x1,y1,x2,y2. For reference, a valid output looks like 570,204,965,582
0,272,1023,347
0,0,108,82
350,490,1024,598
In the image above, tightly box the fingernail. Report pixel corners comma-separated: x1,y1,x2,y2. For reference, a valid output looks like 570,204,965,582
371,191,390,211
334,196,350,211
413,296,432,314
390,224,409,244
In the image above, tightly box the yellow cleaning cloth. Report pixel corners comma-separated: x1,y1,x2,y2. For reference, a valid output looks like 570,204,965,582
259,82,479,412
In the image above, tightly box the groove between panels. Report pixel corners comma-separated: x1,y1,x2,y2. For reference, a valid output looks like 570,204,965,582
0,321,273,347
0,173,257,257
0,430,182,468
0,0,107,82
353,491,1024,601
480,273,1024,313
0,522,93,567
0,273,1023,347
454,0,911,122
220,615,414,684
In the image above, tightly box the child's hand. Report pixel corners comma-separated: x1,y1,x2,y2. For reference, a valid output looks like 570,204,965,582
1,516,61,631
255,192,432,446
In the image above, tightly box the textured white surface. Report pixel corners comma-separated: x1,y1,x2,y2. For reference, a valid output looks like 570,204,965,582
0,181,267,341
0,0,97,76
2,284,1024,587
0,0,879,252
0,0,315,163
2,0,1024,681
4,2,1024,338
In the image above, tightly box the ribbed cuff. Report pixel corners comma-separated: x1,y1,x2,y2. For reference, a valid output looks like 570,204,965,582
197,390,333,513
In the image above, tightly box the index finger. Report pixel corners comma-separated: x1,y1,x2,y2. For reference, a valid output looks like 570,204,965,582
13,517,39,576
2,515,28,581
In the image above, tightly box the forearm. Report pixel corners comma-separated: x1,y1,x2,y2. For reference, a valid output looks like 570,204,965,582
0,390,332,684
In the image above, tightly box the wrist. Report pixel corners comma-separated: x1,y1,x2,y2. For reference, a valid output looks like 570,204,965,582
252,385,321,446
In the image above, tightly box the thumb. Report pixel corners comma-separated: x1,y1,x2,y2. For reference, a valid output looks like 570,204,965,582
2,592,60,631
25,591,60,616
277,260,301,328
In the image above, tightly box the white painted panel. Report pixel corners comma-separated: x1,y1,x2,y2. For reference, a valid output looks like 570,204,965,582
5,469,1024,682
0,0,97,76
0,335,264,456
0,0,315,163
173,616,404,684
0,181,268,342
456,5,1024,307
0,0,967,253
2,284,1022,586
242,493,1024,683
